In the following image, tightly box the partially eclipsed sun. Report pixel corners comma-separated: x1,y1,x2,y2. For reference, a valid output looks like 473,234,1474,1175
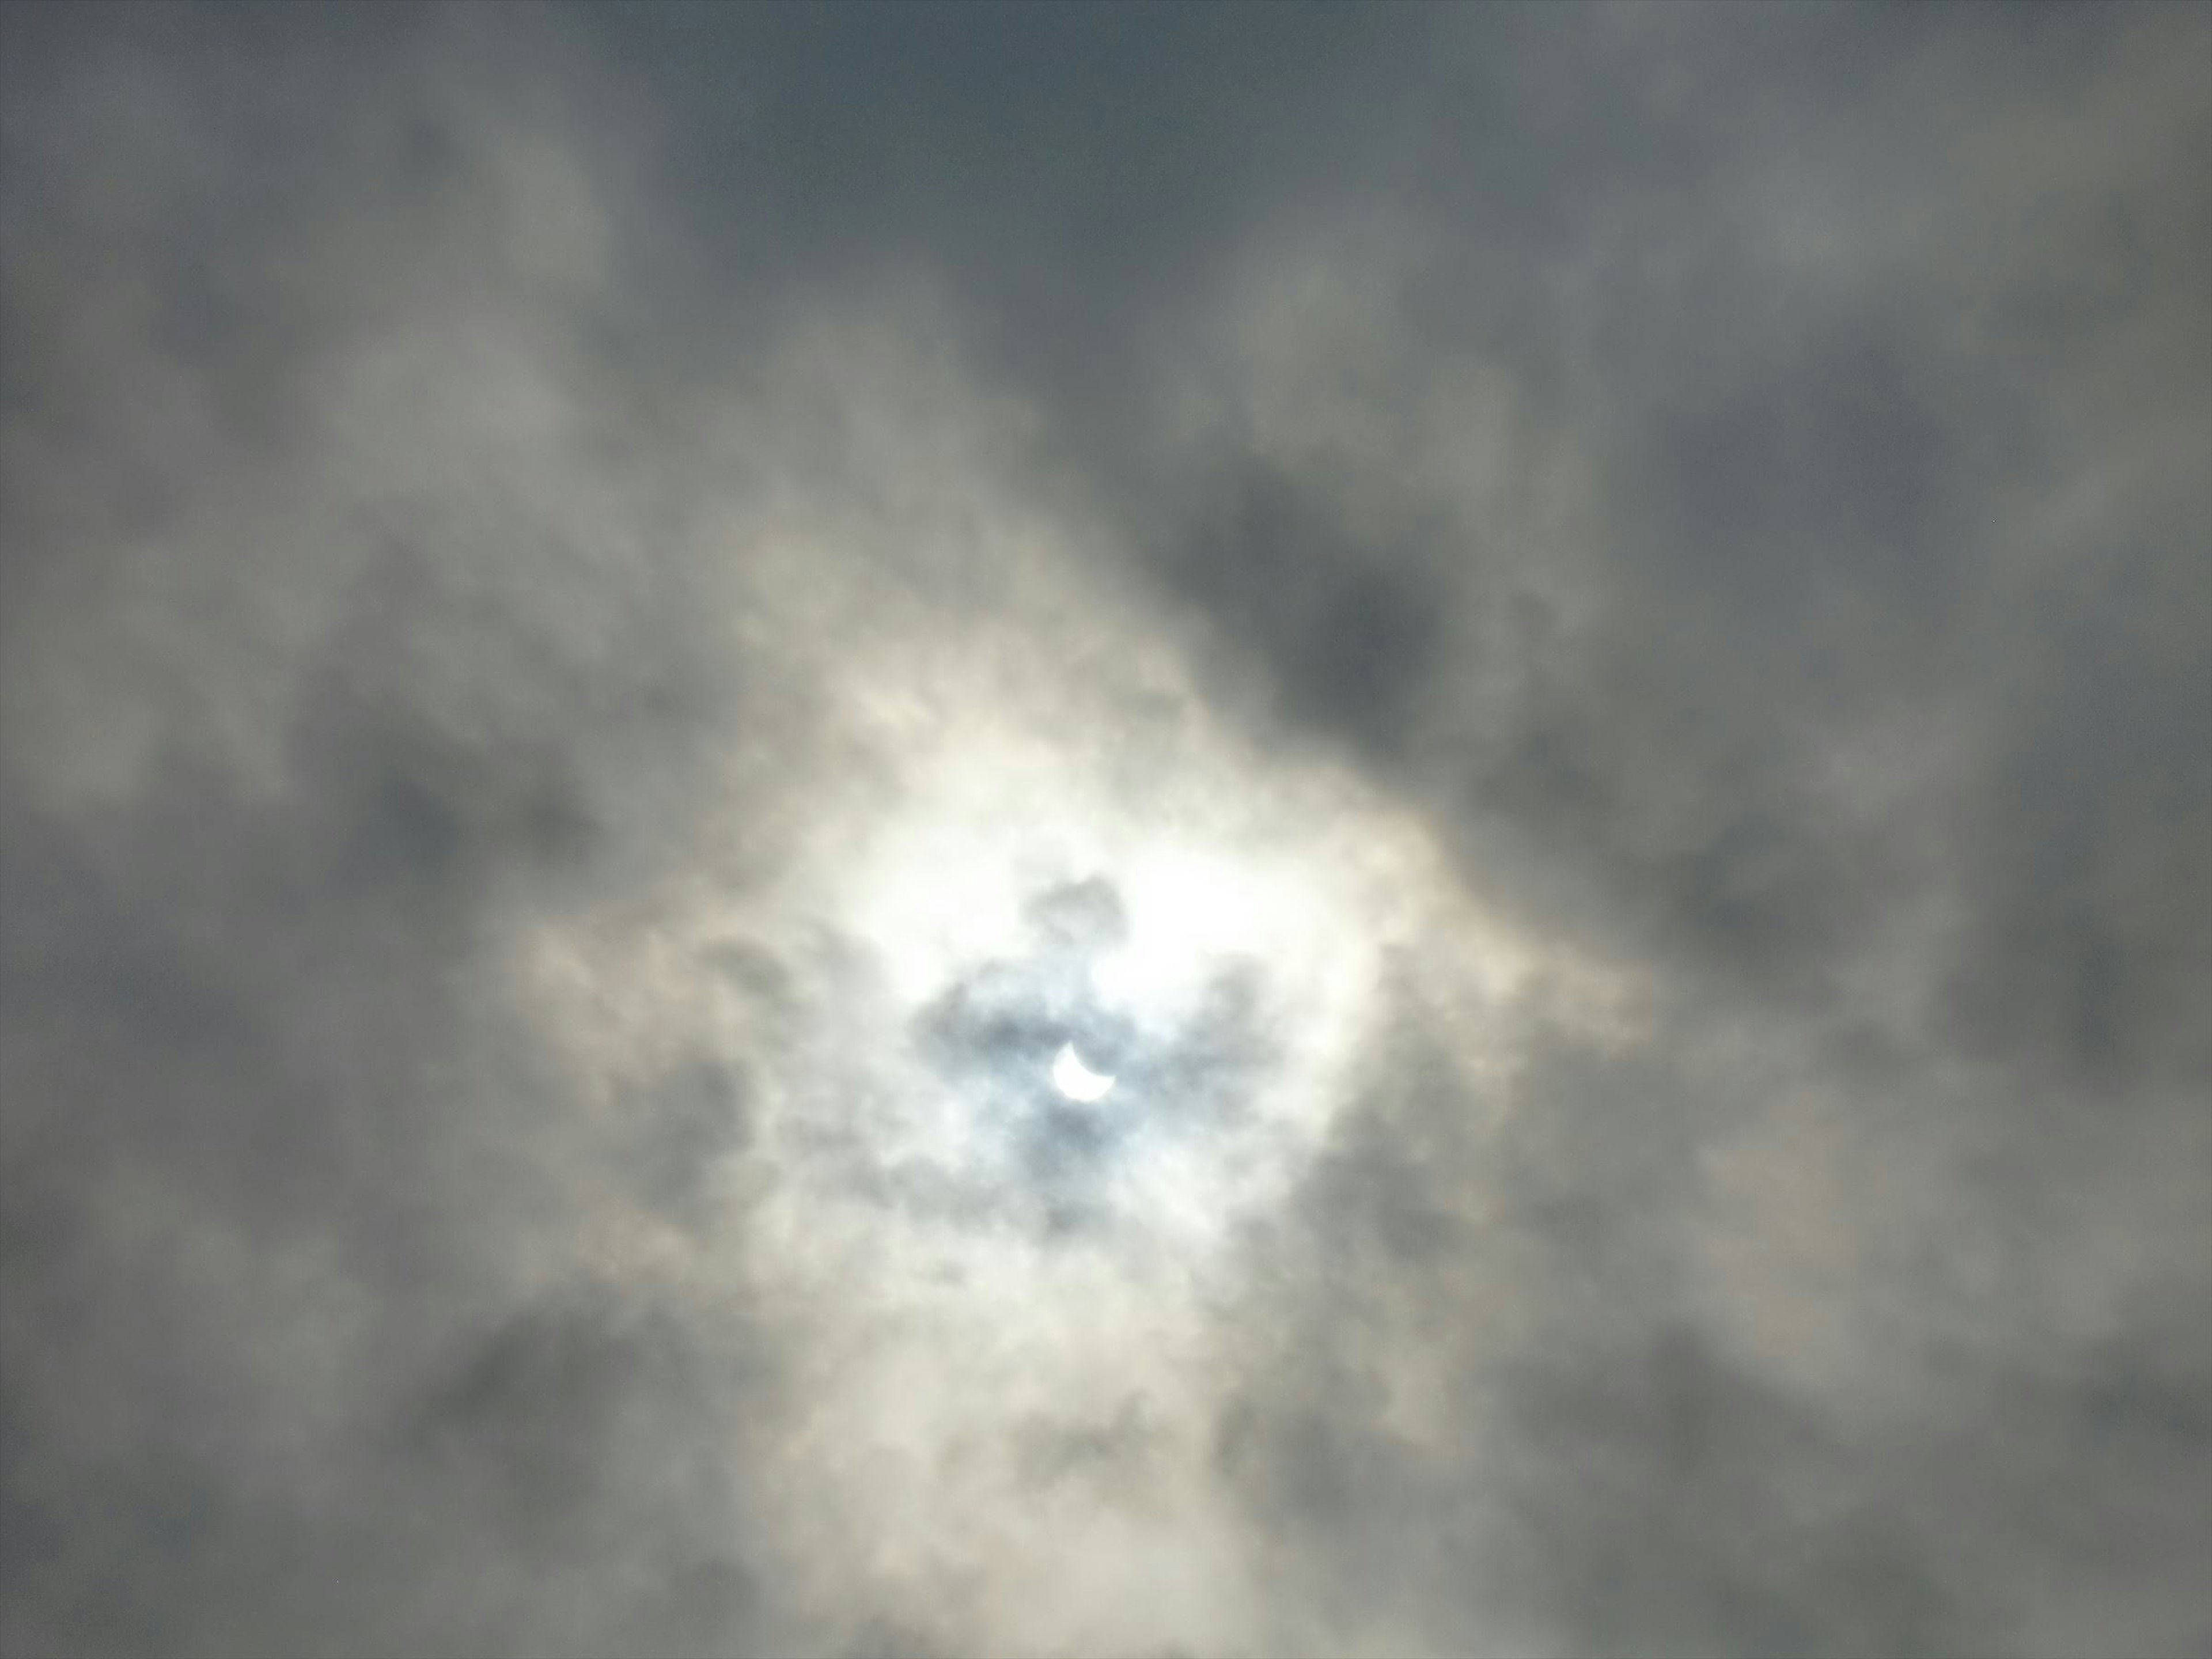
1051,1042,1116,1102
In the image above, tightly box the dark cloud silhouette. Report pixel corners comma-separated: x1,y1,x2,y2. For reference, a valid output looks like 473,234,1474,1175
3,3,2207,1657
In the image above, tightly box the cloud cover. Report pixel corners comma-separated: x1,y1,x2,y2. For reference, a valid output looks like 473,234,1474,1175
2,4,2207,1656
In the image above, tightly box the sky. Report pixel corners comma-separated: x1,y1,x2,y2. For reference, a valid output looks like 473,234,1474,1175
1,5,2207,1657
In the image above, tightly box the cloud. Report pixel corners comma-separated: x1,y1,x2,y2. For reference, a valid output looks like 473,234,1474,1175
2,4,2206,1657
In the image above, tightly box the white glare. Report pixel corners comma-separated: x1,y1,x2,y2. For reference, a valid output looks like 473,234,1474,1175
1051,1042,1116,1102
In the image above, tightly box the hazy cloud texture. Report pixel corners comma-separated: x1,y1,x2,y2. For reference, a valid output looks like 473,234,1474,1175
3,5,2207,1657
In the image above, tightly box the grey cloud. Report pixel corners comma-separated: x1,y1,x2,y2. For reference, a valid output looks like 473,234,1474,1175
4,3,2208,1658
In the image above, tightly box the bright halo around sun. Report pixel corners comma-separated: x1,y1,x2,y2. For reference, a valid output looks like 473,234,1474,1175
502,566,1622,1652
487,446,1641,1658
781,626,1476,1279
514,585,1576,1285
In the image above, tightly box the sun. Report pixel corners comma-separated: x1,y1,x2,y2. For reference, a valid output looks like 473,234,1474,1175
1051,1041,1116,1102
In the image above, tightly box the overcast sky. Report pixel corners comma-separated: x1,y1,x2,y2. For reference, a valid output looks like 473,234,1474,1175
2,5,2207,1657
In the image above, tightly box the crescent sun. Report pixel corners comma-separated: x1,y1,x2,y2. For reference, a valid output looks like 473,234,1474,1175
1051,1041,1116,1102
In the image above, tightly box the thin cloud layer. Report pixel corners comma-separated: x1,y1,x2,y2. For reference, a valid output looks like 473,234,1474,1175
2,6,2206,1658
